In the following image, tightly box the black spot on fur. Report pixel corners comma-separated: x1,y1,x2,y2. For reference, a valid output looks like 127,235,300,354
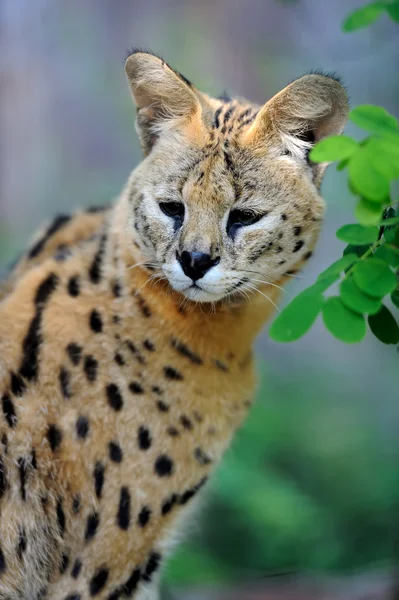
85,512,100,541
106,383,124,411
109,565,141,598
179,477,208,505
238,107,252,122
0,457,6,499
293,240,305,253
0,546,7,574
64,595,81,600
57,499,66,536
304,251,313,259
167,426,179,437
66,343,82,365
293,226,302,236
223,106,235,124
88,233,107,284
122,567,141,595
180,415,193,430
2,394,16,427
60,553,69,574
17,527,27,559
142,552,162,582
162,494,177,515
281,213,287,221
163,366,183,381
109,441,123,463
214,359,228,372
17,457,27,501
59,367,72,399
112,281,122,297
35,272,59,306
89,309,103,333
138,426,152,450
76,416,89,439
18,273,59,384
94,462,105,499
72,495,81,514
194,447,212,466
157,400,169,412
28,214,71,258
47,424,62,451
71,558,82,579
137,506,151,528
89,567,109,595
114,352,125,366
154,454,174,477
67,275,80,297
10,372,26,396
129,381,143,394
84,355,98,382
143,339,155,352
213,106,223,129
171,338,203,365
136,294,152,318
152,385,163,395
117,486,131,530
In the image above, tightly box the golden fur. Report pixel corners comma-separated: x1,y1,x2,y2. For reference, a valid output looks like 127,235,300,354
0,51,348,599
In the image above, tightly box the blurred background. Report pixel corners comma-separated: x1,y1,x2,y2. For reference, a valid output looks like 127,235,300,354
1,1,398,598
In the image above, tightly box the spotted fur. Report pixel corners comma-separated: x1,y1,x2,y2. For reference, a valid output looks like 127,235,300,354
0,50,348,599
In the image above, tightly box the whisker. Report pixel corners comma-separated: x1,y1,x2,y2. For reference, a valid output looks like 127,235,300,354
242,282,281,313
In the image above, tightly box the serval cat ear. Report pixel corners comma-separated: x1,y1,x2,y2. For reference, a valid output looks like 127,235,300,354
125,50,201,155
246,72,349,187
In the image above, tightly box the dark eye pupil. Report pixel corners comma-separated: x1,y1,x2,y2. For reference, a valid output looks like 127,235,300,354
159,202,185,219
227,209,263,238
230,210,259,226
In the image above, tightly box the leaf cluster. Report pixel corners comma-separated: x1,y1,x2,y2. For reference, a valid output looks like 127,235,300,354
270,105,399,345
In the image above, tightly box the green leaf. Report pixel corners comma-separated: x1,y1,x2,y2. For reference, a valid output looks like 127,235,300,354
343,244,371,257
311,274,340,293
378,216,399,226
374,244,399,267
385,2,399,22
309,136,358,163
336,224,379,245
340,277,382,315
353,258,397,297
342,3,385,31
365,138,399,180
384,224,399,244
368,305,399,344
349,104,399,134
337,158,350,171
349,146,390,202
322,296,366,343
269,289,323,342
318,254,358,281
355,198,382,225
391,289,399,309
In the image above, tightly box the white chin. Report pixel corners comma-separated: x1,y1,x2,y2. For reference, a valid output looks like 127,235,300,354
170,282,225,303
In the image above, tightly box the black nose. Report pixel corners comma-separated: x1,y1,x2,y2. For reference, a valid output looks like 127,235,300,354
177,251,220,281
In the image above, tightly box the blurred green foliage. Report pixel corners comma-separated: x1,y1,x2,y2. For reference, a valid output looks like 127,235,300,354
165,362,399,586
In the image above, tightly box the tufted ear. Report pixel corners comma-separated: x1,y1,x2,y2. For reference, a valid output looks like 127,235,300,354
125,50,201,155
248,73,349,186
